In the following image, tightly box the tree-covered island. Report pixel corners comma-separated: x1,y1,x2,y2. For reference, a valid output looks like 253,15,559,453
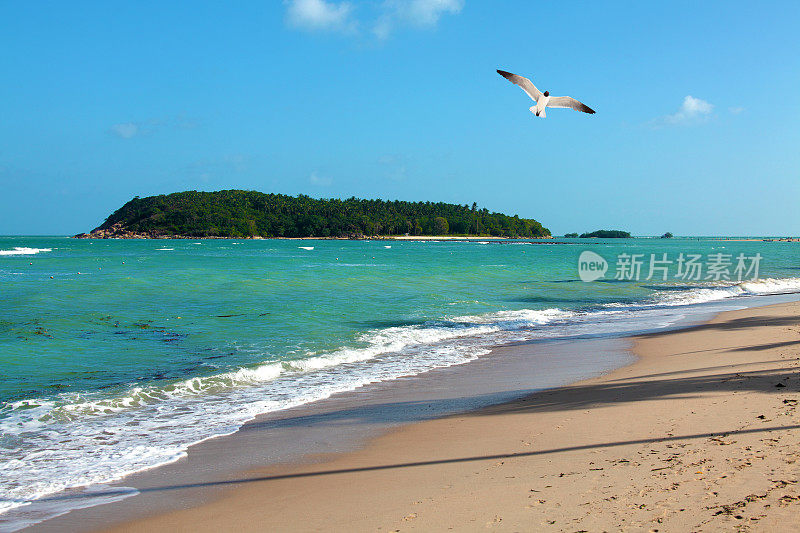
74,190,551,239
579,230,632,238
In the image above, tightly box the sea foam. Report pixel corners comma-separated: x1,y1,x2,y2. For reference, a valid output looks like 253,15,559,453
652,277,800,306
0,247,53,256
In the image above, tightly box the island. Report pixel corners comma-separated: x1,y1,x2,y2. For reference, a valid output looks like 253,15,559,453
74,190,551,239
579,230,632,238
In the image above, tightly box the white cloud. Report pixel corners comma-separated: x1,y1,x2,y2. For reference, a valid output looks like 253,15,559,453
661,95,714,125
393,0,464,26
729,106,745,115
374,0,463,39
284,0,356,33
108,116,200,139
309,171,333,186
373,16,393,40
110,122,140,139
284,0,463,39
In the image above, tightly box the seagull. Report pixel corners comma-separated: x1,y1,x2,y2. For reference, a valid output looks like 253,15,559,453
497,69,595,118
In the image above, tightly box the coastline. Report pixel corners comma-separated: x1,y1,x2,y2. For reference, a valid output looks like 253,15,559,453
70,233,554,241
66,233,800,242
23,297,800,532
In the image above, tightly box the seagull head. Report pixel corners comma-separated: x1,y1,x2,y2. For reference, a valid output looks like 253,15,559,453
543,91,549,97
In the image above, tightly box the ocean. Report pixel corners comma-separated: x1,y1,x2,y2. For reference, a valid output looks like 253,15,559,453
1,235,799,527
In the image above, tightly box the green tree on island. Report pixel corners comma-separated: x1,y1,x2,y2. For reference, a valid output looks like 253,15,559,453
433,217,449,235
86,190,551,239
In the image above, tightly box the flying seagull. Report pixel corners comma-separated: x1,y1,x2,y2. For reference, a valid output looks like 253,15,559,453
497,69,595,117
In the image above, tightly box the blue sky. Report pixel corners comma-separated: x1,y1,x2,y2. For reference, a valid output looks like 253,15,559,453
1,0,798,236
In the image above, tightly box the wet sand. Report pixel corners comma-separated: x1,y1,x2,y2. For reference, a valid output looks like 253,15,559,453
93,300,800,532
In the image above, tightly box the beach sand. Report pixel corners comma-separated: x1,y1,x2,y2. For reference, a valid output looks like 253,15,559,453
93,301,800,531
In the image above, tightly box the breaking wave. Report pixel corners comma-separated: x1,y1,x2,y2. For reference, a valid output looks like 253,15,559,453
0,247,52,256
2,276,799,524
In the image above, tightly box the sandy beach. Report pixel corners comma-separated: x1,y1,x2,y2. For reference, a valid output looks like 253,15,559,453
6,2,798,531
91,300,800,532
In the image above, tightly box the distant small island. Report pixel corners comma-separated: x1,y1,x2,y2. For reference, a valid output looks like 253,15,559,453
563,230,632,238
579,230,632,238
74,190,551,240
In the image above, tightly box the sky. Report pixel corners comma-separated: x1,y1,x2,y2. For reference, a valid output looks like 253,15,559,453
1,0,798,236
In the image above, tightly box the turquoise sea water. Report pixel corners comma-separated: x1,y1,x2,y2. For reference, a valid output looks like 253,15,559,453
1,236,799,522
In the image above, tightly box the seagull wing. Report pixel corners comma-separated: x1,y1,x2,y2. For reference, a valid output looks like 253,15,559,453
496,70,543,102
547,96,595,114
